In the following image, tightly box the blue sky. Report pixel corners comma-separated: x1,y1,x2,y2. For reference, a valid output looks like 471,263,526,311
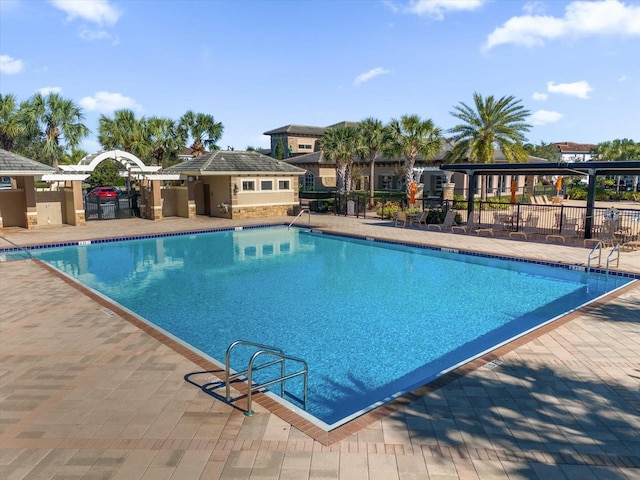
1,0,639,154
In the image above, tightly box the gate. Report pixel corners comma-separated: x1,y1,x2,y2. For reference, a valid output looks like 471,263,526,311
85,193,137,221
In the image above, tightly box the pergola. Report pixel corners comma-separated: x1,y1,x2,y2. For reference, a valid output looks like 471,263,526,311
440,161,640,239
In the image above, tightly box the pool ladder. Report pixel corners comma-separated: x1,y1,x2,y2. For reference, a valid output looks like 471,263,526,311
224,340,308,416
288,208,310,228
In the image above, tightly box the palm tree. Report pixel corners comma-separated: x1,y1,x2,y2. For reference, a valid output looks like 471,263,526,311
317,125,360,193
0,93,27,152
22,92,89,169
147,117,181,166
357,117,387,207
592,139,640,192
98,109,150,161
447,93,531,199
178,111,223,156
385,114,444,197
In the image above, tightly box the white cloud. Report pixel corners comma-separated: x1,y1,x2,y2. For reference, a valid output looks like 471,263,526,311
530,109,563,125
618,74,630,82
532,92,548,101
485,0,640,49
79,91,143,113
547,80,593,99
78,25,112,41
353,67,390,86
406,0,485,20
522,1,546,16
37,86,63,95
0,54,24,74
49,0,121,25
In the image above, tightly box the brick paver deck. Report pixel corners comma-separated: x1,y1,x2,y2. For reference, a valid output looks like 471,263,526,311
1,214,639,479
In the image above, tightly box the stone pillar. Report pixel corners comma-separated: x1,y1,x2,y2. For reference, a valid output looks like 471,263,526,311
442,182,455,202
69,180,86,226
17,176,38,229
187,178,196,218
150,180,163,221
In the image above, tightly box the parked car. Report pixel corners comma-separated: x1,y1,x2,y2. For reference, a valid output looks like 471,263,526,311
88,186,119,198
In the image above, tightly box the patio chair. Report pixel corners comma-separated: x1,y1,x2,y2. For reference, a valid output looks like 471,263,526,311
546,218,579,244
426,210,457,231
394,211,408,228
414,211,429,227
509,214,539,240
452,211,481,234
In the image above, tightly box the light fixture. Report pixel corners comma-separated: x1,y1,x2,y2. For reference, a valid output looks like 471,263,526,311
187,176,195,182
233,184,239,194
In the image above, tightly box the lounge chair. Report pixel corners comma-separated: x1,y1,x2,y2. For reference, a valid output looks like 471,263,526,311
546,218,579,244
452,211,482,234
414,211,429,227
394,211,408,228
426,210,457,231
509,214,539,240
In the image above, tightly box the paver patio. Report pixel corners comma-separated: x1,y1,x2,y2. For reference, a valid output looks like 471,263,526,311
1,214,639,479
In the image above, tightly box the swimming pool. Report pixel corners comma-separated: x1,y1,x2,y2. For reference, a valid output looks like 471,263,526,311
31,226,633,429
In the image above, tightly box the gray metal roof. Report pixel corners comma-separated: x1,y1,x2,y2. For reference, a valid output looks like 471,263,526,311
0,149,56,175
263,124,327,136
163,150,306,175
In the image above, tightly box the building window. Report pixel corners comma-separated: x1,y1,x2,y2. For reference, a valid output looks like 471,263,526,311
298,144,312,150
261,180,273,191
242,180,255,191
278,180,290,190
304,172,315,191
380,175,395,190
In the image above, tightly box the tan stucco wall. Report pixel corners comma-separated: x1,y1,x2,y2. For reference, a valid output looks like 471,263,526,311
161,188,178,217
0,190,27,227
35,190,65,226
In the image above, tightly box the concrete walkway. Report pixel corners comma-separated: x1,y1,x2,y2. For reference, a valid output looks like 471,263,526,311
1,214,639,479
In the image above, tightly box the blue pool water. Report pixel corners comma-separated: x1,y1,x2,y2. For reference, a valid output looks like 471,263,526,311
32,226,631,427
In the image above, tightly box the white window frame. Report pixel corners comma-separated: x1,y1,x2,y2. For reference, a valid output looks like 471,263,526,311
260,180,273,191
278,179,291,190
242,180,256,191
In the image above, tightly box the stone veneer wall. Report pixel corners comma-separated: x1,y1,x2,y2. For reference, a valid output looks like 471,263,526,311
231,204,295,219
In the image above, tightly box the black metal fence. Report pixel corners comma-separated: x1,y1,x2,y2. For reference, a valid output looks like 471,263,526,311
85,193,138,221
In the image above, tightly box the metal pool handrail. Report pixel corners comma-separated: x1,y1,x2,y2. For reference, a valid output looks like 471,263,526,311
606,243,620,276
288,208,310,228
0,236,32,260
587,241,602,271
224,340,308,416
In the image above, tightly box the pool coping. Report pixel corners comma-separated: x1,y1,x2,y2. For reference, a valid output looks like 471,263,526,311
20,224,640,445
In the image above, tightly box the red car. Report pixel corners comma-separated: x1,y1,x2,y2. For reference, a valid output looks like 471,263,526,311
88,186,119,198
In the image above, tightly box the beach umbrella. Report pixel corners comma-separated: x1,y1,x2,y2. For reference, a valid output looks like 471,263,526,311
510,180,517,204
556,175,563,194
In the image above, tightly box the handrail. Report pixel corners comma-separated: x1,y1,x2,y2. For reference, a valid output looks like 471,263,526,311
587,241,602,271
225,340,284,401
0,236,32,260
288,208,310,228
245,350,308,416
224,340,308,416
606,243,620,275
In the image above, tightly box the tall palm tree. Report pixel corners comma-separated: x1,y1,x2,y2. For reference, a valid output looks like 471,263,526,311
178,111,223,156
447,93,531,199
357,117,387,207
98,109,150,161
317,125,360,193
385,114,444,197
0,93,27,152
147,116,181,166
22,92,89,169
